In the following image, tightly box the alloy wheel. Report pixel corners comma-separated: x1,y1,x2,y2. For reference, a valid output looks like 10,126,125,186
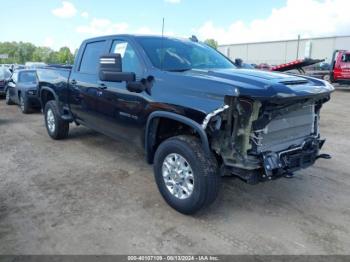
162,153,194,200
46,109,56,133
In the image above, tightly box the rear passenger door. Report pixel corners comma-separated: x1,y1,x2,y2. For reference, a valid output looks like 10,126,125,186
69,40,108,126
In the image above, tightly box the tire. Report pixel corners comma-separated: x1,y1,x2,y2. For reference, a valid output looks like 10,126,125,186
323,74,330,82
19,93,30,114
5,89,14,105
154,135,220,215
44,100,69,140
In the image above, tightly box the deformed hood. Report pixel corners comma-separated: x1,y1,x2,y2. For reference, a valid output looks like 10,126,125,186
186,68,334,100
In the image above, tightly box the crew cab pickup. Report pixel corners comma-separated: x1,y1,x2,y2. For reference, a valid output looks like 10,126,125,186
37,35,334,214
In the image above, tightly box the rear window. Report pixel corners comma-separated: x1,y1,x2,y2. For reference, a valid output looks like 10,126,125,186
79,41,106,74
19,71,37,83
342,54,350,63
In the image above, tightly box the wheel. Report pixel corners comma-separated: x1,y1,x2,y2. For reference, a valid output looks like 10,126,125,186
19,93,30,114
154,135,220,215
5,89,14,105
44,100,69,140
323,74,330,82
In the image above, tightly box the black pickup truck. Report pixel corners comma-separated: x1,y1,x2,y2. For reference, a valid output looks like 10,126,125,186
37,35,334,214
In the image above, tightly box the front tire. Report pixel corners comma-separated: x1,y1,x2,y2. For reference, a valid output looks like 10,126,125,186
154,135,220,215
19,93,30,114
44,100,69,140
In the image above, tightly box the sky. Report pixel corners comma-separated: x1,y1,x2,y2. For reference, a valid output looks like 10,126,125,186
1,0,350,51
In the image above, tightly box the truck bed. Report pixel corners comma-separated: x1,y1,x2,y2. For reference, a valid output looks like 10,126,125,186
36,67,72,105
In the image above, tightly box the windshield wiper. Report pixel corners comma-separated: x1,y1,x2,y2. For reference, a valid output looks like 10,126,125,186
166,68,192,72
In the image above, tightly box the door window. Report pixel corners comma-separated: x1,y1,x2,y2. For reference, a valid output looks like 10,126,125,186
341,54,350,63
111,40,142,76
18,71,37,83
79,41,106,74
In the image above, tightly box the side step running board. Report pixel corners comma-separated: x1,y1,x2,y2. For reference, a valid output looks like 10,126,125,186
316,154,332,160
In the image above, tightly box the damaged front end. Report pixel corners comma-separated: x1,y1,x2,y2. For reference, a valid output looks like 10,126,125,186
206,95,331,184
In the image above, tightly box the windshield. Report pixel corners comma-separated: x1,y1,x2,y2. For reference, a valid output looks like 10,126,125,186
342,54,350,63
137,37,235,71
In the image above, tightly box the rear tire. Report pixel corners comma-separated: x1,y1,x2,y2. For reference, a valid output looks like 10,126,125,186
154,135,220,215
323,74,330,82
5,89,14,105
44,100,69,140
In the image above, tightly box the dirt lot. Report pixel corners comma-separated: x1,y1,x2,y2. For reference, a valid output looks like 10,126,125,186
0,90,350,255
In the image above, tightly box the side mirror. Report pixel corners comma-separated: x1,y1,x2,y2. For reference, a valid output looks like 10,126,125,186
99,54,135,82
127,76,155,95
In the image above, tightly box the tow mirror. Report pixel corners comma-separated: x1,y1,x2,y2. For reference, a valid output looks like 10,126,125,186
99,54,135,82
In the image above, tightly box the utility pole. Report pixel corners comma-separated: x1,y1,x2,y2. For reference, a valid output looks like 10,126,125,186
296,34,301,60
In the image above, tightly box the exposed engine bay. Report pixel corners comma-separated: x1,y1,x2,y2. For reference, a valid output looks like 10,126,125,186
208,95,331,184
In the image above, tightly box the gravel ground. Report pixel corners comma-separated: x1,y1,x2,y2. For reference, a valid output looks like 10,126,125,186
0,89,349,255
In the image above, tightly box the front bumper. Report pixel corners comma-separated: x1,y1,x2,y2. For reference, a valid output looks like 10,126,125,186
261,138,327,180
227,138,330,184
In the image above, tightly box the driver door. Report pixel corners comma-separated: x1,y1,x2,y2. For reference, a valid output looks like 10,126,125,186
95,39,149,148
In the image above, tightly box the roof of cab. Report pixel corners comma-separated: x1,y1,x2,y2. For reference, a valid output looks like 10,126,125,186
82,34,190,43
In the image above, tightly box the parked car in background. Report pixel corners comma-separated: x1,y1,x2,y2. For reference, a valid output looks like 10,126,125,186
330,50,350,84
25,62,47,69
14,64,26,70
0,67,12,96
256,63,271,70
5,69,41,113
233,58,255,69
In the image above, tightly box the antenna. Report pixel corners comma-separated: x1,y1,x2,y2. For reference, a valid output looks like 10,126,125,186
162,18,165,37
161,18,165,70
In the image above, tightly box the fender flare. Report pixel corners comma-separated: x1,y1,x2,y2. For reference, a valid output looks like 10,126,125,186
145,111,211,164
40,86,59,106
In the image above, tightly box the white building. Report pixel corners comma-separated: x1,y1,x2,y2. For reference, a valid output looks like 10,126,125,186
218,35,350,65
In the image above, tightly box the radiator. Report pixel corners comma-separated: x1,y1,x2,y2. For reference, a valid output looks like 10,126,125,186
255,104,316,153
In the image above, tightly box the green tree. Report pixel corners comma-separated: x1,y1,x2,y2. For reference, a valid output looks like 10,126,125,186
48,51,59,64
32,47,53,63
57,47,74,64
0,41,75,65
204,39,218,50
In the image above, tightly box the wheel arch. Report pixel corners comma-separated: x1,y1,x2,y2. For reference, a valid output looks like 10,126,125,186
145,111,211,164
40,87,59,108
